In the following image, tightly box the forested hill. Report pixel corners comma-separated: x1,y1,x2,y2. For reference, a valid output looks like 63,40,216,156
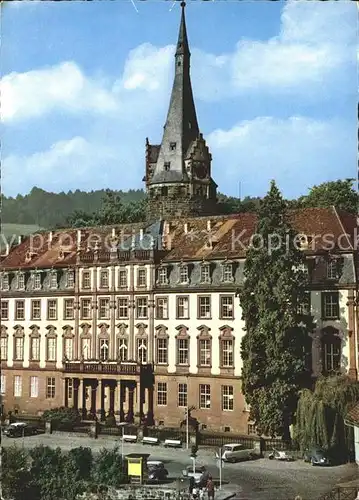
1,187,145,228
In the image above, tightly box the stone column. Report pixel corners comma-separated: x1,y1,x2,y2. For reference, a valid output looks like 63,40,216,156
91,383,97,416
148,295,155,363
127,385,135,423
146,386,154,426
129,264,135,360
109,383,115,415
74,266,80,359
74,378,79,410
92,268,98,359
110,265,116,359
64,378,68,407
347,290,358,379
96,380,105,421
78,378,84,418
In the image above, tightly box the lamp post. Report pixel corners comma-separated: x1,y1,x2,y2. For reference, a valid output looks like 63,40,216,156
118,422,127,462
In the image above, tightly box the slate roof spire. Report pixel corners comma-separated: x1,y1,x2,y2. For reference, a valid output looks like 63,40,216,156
150,0,200,184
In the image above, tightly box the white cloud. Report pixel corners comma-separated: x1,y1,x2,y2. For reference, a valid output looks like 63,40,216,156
207,116,355,198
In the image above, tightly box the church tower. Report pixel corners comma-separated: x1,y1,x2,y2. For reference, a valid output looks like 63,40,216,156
144,1,218,220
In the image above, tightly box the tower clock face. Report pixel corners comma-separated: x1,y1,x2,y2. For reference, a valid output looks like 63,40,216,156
195,163,207,179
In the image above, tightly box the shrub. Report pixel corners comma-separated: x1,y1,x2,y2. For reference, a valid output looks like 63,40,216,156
41,407,81,430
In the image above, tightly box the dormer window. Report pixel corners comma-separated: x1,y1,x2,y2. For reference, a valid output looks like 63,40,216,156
222,262,234,283
33,272,41,290
200,264,211,284
49,271,57,289
179,264,189,285
164,162,171,171
1,273,9,291
327,259,338,280
157,266,168,286
17,272,25,291
170,142,176,151
66,270,75,288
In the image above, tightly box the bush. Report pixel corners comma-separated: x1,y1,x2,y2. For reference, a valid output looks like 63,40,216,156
41,407,81,430
105,414,116,427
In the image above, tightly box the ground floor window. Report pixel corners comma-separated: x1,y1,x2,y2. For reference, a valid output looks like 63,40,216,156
14,375,22,397
178,383,187,407
30,376,38,398
46,377,56,399
221,385,234,411
157,382,167,406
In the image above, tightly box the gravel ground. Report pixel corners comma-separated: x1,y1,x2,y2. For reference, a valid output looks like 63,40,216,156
2,432,358,500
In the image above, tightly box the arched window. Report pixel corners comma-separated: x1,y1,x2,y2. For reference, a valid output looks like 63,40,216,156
322,328,341,374
81,338,90,360
99,339,109,361
118,338,128,361
137,338,147,364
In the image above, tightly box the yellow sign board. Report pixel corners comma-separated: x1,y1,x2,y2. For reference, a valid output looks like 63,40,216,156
127,457,142,478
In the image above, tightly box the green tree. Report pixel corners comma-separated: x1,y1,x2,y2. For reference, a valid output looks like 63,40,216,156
295,376,359,460
93,447,126,488
1,446,32,500
296,179,358,213
240,180,314,440
29,446,66,500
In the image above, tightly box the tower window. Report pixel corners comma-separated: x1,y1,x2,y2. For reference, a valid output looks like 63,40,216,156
164,162,171,171
170,142,176,151
178,62,181,67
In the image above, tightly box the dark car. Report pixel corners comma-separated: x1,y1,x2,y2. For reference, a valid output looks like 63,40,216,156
3,422,38,438
303,447,331,466
147,461,168,482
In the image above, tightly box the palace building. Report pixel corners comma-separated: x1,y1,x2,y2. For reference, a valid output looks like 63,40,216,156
1,3,358,434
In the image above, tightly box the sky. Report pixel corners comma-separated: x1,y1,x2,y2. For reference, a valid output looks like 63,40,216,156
1,0,357,200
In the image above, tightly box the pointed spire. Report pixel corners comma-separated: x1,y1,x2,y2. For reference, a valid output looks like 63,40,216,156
176,2,190,56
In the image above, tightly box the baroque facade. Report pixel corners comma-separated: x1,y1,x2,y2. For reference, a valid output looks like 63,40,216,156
1,3,358,434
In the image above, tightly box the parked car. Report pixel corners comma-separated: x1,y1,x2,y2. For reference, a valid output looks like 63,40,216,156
182,465,207,485
147,461,168,482
221,443,256,463
3,422,38,438
303,447,332,466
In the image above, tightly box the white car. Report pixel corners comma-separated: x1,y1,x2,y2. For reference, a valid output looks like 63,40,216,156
182,465,207,485
221,443,256,463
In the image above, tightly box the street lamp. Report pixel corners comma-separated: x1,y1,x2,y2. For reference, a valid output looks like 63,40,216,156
185,405,196,450
117,421,127,462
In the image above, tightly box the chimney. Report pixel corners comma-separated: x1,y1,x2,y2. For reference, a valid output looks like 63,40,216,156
77,230,81,248
5,243,10,256
140,229,144,240
112,228,116,238
18,235,23,245
48,231,53,244
207,220,211,232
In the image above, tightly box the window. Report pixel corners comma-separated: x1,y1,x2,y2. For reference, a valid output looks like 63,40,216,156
1,301,9,320
298,292,311,315
47,337,57,361
30,337,40,361
99,269,109,288
322,333,341,373
322,292,339,319
198,296,211,319
248,423,256,435
199,384,211,409
170,142,176,151
14,337,24,361
137,338,147,364
138,268,147,287
64,299,74,320
117,298,128,319
99,339,109,361
177,338,189,365
157,382,167,406
14,375,22,397
64,337,74,360
98,298,110,320
199,339,211,366
220,296,234,319
178,383,187,407
49,272,57,289
200,264,210,284
222,385,234,411
1,337,8,361
221,339,233,367
82,271,91,289
156,338,168,364
30,376,38,398
136,297,148,319
327,260,338,279
118,338,128,361
31,300,41,320
222,263,233,282
47,300,57,320
118,269,127,288
179,265,189,284
34,273,41,290
1,273,9,290
46,377,56,398
156,297,168,319
17,272,25,290
81,338,90,360
66,270,74,288
15,300,25,321
67,379,73,400
81,299,92,319
0,374,5,394
157,267,168,285
164,162,171,171
177,296,189,319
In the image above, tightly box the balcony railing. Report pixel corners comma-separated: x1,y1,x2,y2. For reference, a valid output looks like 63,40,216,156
63,361,144,376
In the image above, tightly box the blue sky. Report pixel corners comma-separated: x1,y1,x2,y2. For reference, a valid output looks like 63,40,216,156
2,0,357,200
